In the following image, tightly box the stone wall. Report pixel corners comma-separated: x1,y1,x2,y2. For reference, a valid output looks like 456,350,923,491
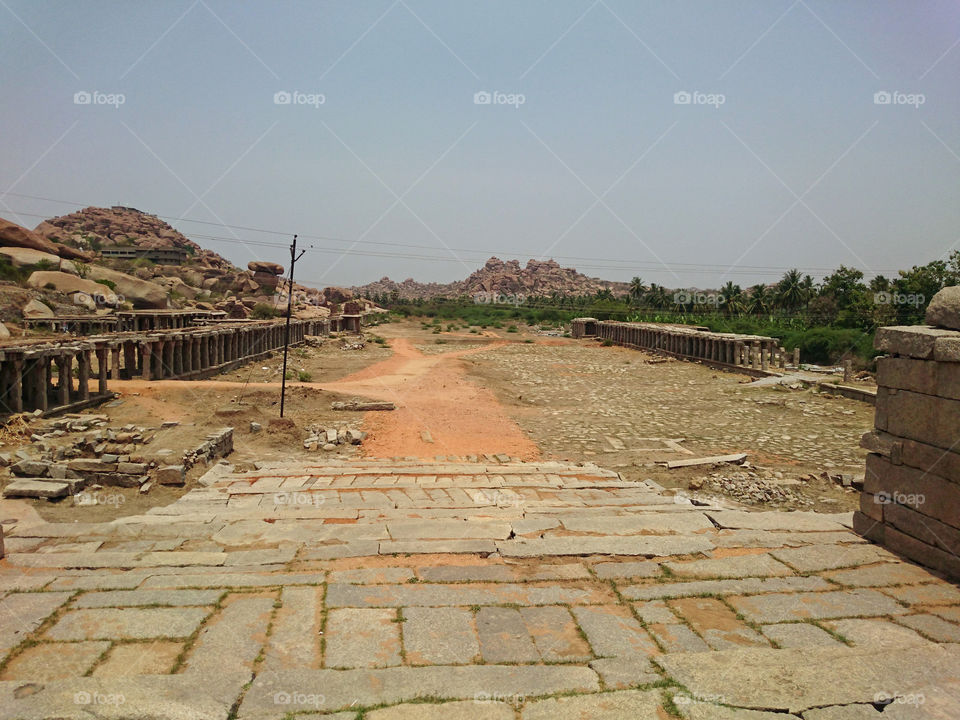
855,325,960,578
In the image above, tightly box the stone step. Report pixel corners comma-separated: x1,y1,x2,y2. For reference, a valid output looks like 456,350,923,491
2,479,71,499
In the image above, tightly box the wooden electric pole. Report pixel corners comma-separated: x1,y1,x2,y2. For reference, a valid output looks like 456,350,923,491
279,234,304,418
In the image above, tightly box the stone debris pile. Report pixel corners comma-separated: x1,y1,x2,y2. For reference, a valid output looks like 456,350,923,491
303,424,366,451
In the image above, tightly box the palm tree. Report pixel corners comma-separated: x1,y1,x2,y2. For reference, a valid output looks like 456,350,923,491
628,276,646,305
646,284,670,309
594,288,614,301
776,269,805,311
719,281,743,316
746,284,771,315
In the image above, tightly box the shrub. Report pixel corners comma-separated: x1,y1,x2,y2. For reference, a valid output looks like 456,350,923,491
251,303,281,319
297,370,312,382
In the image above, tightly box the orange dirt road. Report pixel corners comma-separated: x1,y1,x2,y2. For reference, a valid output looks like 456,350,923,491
331,338,540,460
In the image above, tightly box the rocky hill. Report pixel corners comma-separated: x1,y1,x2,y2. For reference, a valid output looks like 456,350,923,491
0,208,378,326
353,257,628,300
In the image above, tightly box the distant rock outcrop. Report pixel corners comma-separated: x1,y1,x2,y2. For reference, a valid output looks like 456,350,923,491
352,256,628,300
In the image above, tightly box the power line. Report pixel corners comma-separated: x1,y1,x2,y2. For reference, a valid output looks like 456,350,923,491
0,191,909,279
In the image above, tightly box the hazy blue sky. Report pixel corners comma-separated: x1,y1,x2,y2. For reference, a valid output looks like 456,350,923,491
1,1,958,289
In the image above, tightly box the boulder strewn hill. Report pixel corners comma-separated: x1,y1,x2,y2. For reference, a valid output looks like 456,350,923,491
1,208,380,328
352,257,628,300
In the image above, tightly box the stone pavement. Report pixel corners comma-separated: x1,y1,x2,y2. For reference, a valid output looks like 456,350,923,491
1,458,959,718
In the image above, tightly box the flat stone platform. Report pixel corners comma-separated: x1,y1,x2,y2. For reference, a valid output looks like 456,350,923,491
1,459,959,718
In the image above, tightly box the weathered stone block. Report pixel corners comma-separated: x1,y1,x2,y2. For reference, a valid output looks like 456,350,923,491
876,356,938,394
883,501,960,557
874,325,957,359
883,524,960,578
864,453,960,529
157,465,186,485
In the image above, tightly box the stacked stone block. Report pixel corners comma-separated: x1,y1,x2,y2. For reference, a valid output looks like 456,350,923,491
855,325,960,578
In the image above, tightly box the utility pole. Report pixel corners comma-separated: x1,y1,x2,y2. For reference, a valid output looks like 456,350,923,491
279,234,305,418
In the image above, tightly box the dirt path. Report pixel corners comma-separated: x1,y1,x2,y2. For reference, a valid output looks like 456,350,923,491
332,337,539,460
110,336,539,461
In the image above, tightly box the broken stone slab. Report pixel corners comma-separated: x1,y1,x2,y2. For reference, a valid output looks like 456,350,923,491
332,400,396,411
659,643,960,714
666,453,747,469
386,519,513,540
2,479,71,499
705,510,850,532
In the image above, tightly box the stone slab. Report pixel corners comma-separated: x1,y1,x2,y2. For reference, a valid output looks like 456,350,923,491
264,585,322,669
326,582,613,608
664,554,793,579
0,672,249,720
706,511,849,532
824,618,930,649
416,563,591,583
402,606,479,665
760,623,842,648
238,665,600,716
45,607,209,641
591,560,661,579
660,643,960,713
91,641,183,676
325,607,401,668
476,606,539,662
184,596,274,674
380,540,496,555
571,605,658,657
367,700,514,720
522,689,665,720
620,576,831,601
0,641,109,681
559,513,714,534
0,592,72,657
589,656,660,689
771,544,895,572
386,519,512,540
728,589,908,623
72,589,222,608
497,535,713,557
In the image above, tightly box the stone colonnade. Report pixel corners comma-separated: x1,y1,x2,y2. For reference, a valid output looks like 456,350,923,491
574,318,786,370
116,310,227,332
24,316,119,334
0,319,327,417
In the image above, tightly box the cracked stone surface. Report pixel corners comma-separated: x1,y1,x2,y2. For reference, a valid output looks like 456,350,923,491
0,458,958,718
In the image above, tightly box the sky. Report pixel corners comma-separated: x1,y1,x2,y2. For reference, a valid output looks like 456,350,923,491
1,0,958,291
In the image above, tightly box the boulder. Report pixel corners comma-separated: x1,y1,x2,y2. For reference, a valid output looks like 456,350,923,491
86,265,168,308
22,298,54,318
925,286,960,331
0,322,9,338
248,261,284,275
252,271,280,288
0,217,60,254
0,246,78,275
26,271,116,304
323,286,353,304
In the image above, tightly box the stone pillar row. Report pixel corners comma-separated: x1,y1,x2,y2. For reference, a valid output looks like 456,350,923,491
590,321,788,372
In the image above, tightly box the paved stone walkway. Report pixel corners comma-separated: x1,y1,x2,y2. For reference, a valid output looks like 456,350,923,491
1,459,959,718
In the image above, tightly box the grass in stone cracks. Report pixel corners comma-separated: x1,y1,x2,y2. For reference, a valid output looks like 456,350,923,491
318,578,330,668
0,590,81,676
